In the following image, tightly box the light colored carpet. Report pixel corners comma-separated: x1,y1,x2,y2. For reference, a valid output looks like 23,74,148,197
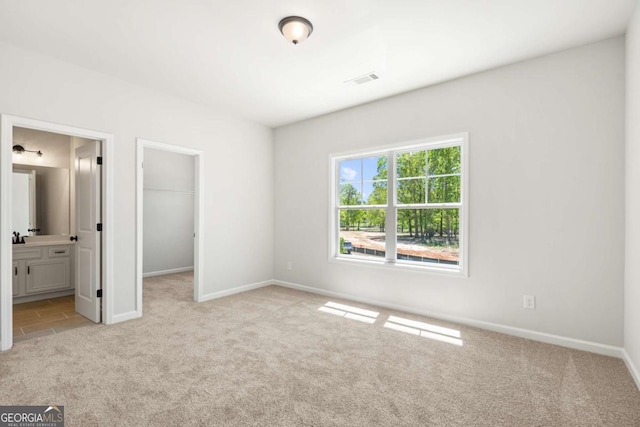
0,272,639,426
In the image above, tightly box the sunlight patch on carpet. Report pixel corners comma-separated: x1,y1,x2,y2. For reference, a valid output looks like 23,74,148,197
318,302,379,324
384,316,463,346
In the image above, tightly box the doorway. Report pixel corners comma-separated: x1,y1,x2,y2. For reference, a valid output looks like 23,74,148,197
0,115,114,351
135,138,204,313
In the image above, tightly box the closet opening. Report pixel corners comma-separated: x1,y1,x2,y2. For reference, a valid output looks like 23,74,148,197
136,139,204,315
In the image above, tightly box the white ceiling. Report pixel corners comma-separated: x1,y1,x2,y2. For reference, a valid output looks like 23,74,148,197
0,0,637,127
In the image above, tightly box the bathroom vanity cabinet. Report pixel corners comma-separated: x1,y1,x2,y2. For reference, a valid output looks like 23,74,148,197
12,243,75,303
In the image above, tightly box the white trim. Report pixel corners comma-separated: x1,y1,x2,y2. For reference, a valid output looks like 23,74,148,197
0,115,114,351
460,132,470,276
395,202,462,209
338,204,388,210
329,256,465,278
0,116,13,352
273,279,624,358
199,280,273,302
136,138,205,318
111,310,141,324
103,131,115,325
328,155,338,261
623,349,640,390
143,266,194,278
386,152,397,261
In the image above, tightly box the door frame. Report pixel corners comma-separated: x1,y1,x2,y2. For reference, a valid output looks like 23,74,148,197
0,114,114,351
135,138,204,311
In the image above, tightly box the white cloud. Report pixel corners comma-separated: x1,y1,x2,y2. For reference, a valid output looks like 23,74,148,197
341,166,357,181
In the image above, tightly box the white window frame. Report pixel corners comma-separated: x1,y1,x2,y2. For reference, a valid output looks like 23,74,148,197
328,132,469,277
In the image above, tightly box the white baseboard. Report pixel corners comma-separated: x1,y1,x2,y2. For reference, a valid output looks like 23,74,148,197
199,280,273,302
143,266,194,278
110,310,141,324
273,279,624,359
623,349,640,390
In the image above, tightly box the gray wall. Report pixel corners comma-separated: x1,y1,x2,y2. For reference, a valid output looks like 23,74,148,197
274,37,625,347
143,148,194,275
625,3,640,381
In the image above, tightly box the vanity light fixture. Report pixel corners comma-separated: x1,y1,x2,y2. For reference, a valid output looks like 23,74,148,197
13,145,43,162
278,16,313,45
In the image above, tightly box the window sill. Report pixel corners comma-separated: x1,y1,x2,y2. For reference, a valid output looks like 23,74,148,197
328,255,468,278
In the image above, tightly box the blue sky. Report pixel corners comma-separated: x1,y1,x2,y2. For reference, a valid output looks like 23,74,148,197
340,156,385,200
340,156,383,182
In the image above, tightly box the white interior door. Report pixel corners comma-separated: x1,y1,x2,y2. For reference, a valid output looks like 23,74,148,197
74,141,101,323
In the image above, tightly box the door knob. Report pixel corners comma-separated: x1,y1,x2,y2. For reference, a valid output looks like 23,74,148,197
70,236,78,241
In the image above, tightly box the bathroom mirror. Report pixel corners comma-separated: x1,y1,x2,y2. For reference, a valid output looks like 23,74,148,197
12,169,36,237
12,166,70,236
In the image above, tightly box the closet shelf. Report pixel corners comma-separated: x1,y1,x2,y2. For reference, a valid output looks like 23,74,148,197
143,187,195,194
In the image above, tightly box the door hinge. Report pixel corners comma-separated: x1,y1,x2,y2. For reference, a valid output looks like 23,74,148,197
97,289,103,298
97,223,103,232
97,156,103,165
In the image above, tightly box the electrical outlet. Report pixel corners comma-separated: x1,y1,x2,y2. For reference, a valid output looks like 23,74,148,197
287,261,293,271
523,295,535,310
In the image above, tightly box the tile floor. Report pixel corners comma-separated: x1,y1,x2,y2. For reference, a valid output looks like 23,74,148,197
12,295,95,343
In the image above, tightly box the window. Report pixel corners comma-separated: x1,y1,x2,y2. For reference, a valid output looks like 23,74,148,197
330,133,468,275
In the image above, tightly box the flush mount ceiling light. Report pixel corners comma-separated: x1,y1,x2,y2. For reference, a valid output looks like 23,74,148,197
13,145,43,161
278,16,313,45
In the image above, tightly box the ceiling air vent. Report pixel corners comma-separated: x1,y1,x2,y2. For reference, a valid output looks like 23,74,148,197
345,72,380,86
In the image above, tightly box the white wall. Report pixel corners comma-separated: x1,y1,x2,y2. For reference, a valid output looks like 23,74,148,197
143,148,194,275
0,41,274,319
274,37,625,346
625,3,640,379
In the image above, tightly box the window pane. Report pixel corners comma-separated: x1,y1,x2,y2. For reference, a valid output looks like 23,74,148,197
428,146,461,176
339,183,362,206
397,151,426,179
340,155,387,206
397,178,426,204
339,159,360,183
339,209,386,261
363,181,387,205
396,208,460,266
362,155,387,181
427,176,460,203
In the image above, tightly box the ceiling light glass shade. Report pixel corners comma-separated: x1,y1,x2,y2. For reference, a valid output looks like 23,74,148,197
279,16,313,45
13,145,24,159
